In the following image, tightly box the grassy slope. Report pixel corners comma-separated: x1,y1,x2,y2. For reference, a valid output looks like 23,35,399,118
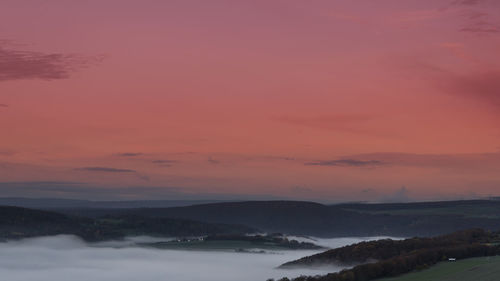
377,256,500,281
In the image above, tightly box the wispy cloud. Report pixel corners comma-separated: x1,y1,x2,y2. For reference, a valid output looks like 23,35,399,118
453,0,483,6
0,150,15,156
75,167,136,173
208,157,220,165
0,181,184,200
114,153,144,157
455,1,499,34
462,10,488,20
0,41,103,82
305,159,384,167
275,114,380,135
152,160,177,164
74,166,151,181
152,159,178,167
406,61,500,109
0,181,90,198
305,151,500,171
439,0,499,34
380,186,411,203
343,152,500,170
440,70,500,107
460,21,499,33
0,181,84,186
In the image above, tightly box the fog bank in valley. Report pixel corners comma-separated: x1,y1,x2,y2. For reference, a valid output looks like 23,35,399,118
0,235,387,281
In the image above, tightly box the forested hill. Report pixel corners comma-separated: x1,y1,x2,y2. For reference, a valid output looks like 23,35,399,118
280,228,498,268
59,200,500,238
273,229,500,281
0,206,255,241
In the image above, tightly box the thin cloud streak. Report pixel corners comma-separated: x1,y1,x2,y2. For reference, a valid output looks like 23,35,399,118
151,160,177,164
274,114,389,137
208,157,220,165
305,159,384,167
460,23,499,33
152,159,178,167
438,70,500,107
114,153,144,157
75,167,136,173
0,42,103,81
453,0,484,6
344,152,500,170
404,61,500,110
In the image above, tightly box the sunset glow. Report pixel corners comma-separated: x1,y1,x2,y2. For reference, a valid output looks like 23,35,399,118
1,0,500,201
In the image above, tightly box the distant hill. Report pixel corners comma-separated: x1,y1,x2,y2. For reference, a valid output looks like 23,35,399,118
55,200,500,238
63,201,360,236
0,206,86,240
0,206,255,241
0,197,226,209
336,199,500,218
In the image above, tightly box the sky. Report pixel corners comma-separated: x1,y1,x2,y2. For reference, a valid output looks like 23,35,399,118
1,0,500,202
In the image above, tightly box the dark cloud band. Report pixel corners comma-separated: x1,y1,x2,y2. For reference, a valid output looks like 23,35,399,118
305,159,383,167
75,167,136,173
0,42,103,82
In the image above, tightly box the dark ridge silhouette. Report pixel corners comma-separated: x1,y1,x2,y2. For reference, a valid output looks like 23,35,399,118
57,200,500,238
0,206,255,242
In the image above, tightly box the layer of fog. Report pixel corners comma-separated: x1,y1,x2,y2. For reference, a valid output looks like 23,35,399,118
0,235,391,281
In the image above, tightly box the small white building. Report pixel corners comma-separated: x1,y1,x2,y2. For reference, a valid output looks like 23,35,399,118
448,258,456,261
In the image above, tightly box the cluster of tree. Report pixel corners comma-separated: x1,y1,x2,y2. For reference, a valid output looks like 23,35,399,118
281,228,495,267
0,206,255,241
96,214,255,238
204,234,323,249
272,229,500,281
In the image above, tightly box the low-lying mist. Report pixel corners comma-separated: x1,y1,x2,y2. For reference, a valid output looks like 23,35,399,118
0,235,388,281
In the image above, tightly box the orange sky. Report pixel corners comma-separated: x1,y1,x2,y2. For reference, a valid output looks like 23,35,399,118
1,0,500,201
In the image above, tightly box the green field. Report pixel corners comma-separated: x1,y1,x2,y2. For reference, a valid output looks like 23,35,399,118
377,256,500,281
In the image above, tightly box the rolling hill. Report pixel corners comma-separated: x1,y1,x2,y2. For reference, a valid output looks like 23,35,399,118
0,206,255,241
56,200,500,238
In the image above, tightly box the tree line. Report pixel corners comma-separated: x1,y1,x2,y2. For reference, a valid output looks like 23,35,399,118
272,229,500,281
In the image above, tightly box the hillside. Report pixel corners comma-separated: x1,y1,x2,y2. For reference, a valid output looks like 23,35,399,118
57,200,500,238
272,229,500,281
280,229,498,268
0,206,255,241
0,206,88,239
338,200,500,218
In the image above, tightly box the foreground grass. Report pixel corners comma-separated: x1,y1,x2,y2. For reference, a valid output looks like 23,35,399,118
377,256,500,281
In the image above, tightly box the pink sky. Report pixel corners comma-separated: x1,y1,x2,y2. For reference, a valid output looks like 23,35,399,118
1,0,500,201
